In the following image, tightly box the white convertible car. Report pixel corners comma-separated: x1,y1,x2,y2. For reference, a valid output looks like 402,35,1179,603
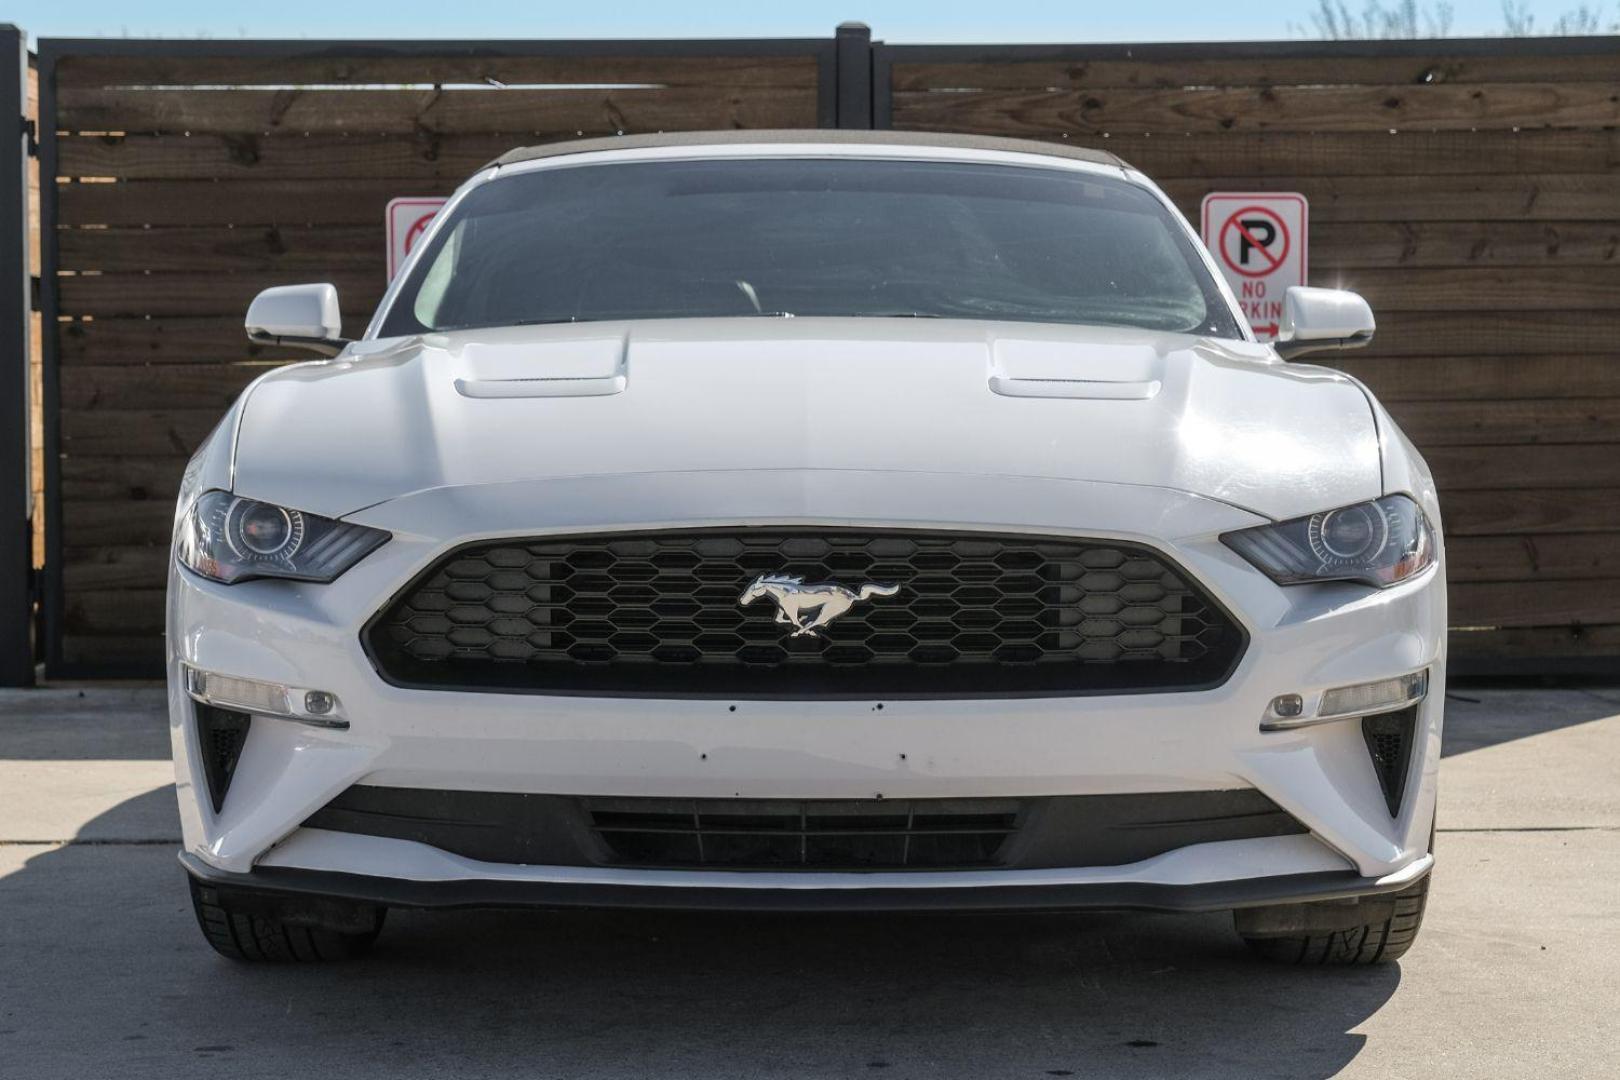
169,131,1443,965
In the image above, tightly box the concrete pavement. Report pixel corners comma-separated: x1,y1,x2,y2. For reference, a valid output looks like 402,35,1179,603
1,683,1617,1079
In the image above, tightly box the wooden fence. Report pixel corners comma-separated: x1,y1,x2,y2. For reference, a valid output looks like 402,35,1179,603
37,38,838,673
23,30,1620,675
877,38,1620,671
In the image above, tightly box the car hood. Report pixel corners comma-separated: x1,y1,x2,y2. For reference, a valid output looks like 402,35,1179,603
231,318,1381,522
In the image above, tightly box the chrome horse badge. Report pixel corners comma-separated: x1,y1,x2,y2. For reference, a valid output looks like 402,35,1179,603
739,574,900,638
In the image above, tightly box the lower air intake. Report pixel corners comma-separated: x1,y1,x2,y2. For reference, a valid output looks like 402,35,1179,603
586,797,1019,870
1362,706,1418,816
195,704,250,813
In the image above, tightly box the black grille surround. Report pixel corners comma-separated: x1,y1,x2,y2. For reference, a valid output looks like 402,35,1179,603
363,529,1246,698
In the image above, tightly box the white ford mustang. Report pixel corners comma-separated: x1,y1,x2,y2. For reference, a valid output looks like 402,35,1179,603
169,131,1443,965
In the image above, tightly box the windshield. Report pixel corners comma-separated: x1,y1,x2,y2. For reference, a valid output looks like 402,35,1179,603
379,157,1243,339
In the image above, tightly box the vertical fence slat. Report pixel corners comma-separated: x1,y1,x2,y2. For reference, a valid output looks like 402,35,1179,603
0,25,32,686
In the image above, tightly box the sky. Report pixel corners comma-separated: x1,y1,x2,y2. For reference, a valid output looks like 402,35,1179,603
4,0,1614,43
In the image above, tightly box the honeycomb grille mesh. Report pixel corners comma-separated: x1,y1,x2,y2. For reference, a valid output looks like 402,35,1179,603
364,530,1243,696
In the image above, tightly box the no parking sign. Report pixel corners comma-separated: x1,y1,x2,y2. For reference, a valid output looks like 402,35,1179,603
386,197,449,281
1200,193,1307,342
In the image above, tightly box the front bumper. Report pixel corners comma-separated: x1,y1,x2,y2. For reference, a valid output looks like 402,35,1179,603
181,848,1434,914
167,469,1446,898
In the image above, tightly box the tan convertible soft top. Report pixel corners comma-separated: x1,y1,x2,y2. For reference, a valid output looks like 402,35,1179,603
486,130,1130,172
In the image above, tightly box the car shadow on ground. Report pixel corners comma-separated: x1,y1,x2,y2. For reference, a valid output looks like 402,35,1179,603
4,784,1402,1080
1441,683,1620,756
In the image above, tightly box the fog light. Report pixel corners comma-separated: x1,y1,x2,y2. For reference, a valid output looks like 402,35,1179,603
1269,694,1305,719
182,665,347,729
1318,670,1428,722
1262,670,1429,731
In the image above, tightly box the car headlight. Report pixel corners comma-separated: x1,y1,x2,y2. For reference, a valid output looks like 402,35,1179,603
1221,494,1436,588
176,490,389,585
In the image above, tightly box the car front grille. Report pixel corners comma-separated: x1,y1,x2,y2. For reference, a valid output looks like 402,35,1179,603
363,529,1244,696
585,797,1020,869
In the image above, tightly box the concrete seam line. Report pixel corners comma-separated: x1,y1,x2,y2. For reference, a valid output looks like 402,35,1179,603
0,838,182,846
1437,826,1617,834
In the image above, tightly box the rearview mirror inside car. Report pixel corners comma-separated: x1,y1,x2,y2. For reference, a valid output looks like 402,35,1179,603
1275,286,1376,361
244,283,350,357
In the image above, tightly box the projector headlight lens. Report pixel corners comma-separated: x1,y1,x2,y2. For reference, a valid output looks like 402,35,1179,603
177,490,388,585
1222,494,1435,588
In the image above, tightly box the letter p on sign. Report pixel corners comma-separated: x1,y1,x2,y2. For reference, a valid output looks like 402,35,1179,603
1200,192,1308,343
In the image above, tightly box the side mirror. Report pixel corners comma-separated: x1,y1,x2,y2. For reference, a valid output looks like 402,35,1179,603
245,283,350,357
1275,286,1375,360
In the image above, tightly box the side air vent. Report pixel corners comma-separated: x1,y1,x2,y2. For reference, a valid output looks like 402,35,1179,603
1362,706,1418,816
195,704,251,813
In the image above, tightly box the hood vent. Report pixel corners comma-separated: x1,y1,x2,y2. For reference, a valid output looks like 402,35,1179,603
452,334,627,399
989,338,1163,400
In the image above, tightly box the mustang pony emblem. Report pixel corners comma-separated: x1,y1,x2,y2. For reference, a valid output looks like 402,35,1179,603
739,574,900,638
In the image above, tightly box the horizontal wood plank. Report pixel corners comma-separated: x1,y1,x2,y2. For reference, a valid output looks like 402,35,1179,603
61,455,189,501
59,271,386,318
1119,129,1620,178
1389,397,1620,446
1359,311,1620,357
1159,175,1620,223
62,589,169,635
1444,489,1620,535
59,317,316,364
59,363,272,410
1447,533,1620,582
1327,267,1620,312
62,547,174,591
892,83,1620,136
1309,221,1620,269
1427,445,1620,490
1334,355,1620,401
58,133,537,182
60,634,164,668
889,51,1620,91
58,86,818,136
60,225,384,274
58,53,822,90
60,409,223,457
1450,579,1620,628
59,130,1620,183
58,178,459,226
61,499,174,547
1449,623,1620,660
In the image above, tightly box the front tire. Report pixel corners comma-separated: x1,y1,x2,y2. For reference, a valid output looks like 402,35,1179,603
1236,872,1430,965
188,876,385,962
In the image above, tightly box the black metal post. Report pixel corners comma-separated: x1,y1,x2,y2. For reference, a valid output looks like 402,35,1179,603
0,25,32,687
834,22,872,129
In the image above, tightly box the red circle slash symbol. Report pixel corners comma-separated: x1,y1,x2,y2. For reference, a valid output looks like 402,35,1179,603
1218,206,1289,278
403,212,434,255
